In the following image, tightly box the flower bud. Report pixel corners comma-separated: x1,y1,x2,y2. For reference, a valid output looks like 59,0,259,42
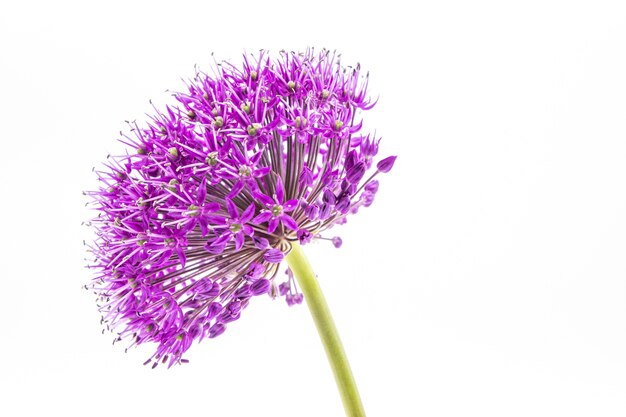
377,155,397,173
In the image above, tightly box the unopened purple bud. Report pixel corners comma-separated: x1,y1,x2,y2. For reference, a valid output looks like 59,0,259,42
250,279,270,295
299,166,313,187
297,229,313,245
322,188,336,205
208,323,226,338
234,285,251,298
206,281,220,297
304,203,319,220
321,171,336,187
222,311,241,323
207,302,223,320
319,202,332,220
253,236,270,250
278,281,290,296
264,248,284,263
341,180,357,196
364,180,379,194
376,155,397,173
346,161,366,184
188,324,202,340
332,236,343,248
335,196,351,214
345,151,358,171
244,263,264,282
227,300,242,315
286,293,304,306
362,192,375,207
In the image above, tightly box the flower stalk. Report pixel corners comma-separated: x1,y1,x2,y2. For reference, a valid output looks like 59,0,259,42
285,242,366,417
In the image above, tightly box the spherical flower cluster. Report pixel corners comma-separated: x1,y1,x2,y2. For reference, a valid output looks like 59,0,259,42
86,49,396,367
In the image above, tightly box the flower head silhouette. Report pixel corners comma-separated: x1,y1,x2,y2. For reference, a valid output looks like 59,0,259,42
86,49,395,369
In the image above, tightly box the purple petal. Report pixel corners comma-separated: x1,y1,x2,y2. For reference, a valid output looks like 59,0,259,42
205,202,221,212
250,279,270,296
213,232,233,246
240,203,256,223
234,232,244,251
280,214,298,231
199,219,209,238
205,215,227,225
275,176,285,202
197,177,207,203
267,217,279,234
227,180,246,198
205,243,226,254
254,166,271,178
283,199,298,211
250,150,263,164
253,191,274,207
176,247,187,268
226,198,239,219
252,211,272,224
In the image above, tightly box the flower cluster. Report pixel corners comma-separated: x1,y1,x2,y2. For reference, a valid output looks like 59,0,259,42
86,49,396,367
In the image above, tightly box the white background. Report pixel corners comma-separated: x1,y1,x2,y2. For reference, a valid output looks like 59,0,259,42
1,1,625,416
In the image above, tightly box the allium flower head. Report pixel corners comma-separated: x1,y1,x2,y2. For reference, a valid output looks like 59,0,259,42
86,49,395,367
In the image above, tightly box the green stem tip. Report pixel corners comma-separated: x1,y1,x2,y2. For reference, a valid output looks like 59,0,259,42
285,242,366,417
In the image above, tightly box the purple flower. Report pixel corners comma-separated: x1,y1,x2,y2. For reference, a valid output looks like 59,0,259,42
86,49,394,367
252,177,298,234
209,199,255,252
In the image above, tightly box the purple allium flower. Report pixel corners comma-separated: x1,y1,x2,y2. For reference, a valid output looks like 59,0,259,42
86,49,395,367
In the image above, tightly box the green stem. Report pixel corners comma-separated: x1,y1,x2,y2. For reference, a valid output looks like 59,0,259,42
285,242,366,417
